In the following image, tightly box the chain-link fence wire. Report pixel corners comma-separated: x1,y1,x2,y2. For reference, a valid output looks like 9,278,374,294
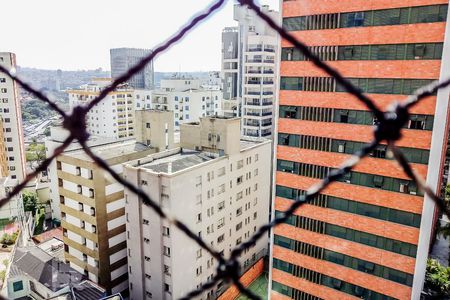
0,0,449,299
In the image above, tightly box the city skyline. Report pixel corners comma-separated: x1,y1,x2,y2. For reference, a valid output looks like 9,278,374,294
2,0,278,72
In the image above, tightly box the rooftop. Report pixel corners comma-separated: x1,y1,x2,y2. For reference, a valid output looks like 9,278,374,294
63,139,151,161
11,247,85,292
138,138,263,175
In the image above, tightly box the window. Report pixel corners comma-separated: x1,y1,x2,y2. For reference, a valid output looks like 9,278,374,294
163,246,171,257
163,226,170,236
236,207,242,216
218,217,225,229
164,265,170,275
218,201,225,211
197,249,202,258
236,222,243,231
145,256,150,261
143,219,149,225
197,213,202,223
146,291,152,298
237,160,244,169
236,191,243,200
237,176,243,185
13,281,23,292
196,266,202,276
164,283,171,293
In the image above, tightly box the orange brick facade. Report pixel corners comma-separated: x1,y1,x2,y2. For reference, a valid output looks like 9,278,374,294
218,258,265,300
272,1,448,299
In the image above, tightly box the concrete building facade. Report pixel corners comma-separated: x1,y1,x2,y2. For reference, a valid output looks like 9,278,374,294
151,76,222,131
0,52,26,184
135,109,176,151
124,117,271,300
56,139,156,296
271,1,450,300
68,78,136,140
110,48,154,90
221,5,279,138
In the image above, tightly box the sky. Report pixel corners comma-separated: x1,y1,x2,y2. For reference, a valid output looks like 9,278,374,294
2,0,278,72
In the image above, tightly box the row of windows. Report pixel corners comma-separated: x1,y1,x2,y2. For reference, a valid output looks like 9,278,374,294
277,159,422,196
276,210,418,257
278,184,419,226
280,77,434,95
274,235,414,286
273,259,396,300
277,131,430,164
279,105,434,131
282,4,448,31
272,281,323,300
281,43,444,61
275,185,421,228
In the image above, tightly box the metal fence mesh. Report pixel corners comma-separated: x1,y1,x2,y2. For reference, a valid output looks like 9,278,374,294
1,0,450,299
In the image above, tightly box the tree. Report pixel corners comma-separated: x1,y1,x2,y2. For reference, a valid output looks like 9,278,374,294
425,259,450,297
22,191,38,214
26,141,46,170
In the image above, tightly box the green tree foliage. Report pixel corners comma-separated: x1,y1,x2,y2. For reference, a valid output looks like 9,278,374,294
22,191,38,213
26,141,46,169
21,100,55,122
425,259,450,297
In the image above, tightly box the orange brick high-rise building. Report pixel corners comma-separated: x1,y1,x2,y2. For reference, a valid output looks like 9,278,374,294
271,1,450,299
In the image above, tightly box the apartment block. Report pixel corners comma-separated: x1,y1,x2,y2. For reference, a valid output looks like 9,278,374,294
0,52,26,184
124,116,271,300
55,138,156,296
151,75,222,130
68,78,137,139
272,2,450,300
221,5,279,138
110,48,154,90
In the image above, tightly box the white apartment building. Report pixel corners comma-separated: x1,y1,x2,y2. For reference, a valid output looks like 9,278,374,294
124,117,271,300
221,5,279,138
151,75,222,130
56,139,156,296
68,78,152,140
0,52,26,183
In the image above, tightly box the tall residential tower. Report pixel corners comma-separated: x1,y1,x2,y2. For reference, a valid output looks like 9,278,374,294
0,52,26,184
221,5,279,138
272,1,450,300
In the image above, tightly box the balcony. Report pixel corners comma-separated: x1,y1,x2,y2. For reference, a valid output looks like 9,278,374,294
245,122,260,127
261,122,272,127
263,81,274,85
263,70,274,74
264,59,275,64
246,80,261,85
247,59,262,63
248,47,263,52
247,70,261,74
246,91,260,95
262,91,273,95
264,48,275,53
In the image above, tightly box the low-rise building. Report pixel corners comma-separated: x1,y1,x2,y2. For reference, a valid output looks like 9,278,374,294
6,246,106,300
124,116,271,299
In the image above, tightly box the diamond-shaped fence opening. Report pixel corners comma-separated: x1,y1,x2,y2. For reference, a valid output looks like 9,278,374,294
1,0,450,299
